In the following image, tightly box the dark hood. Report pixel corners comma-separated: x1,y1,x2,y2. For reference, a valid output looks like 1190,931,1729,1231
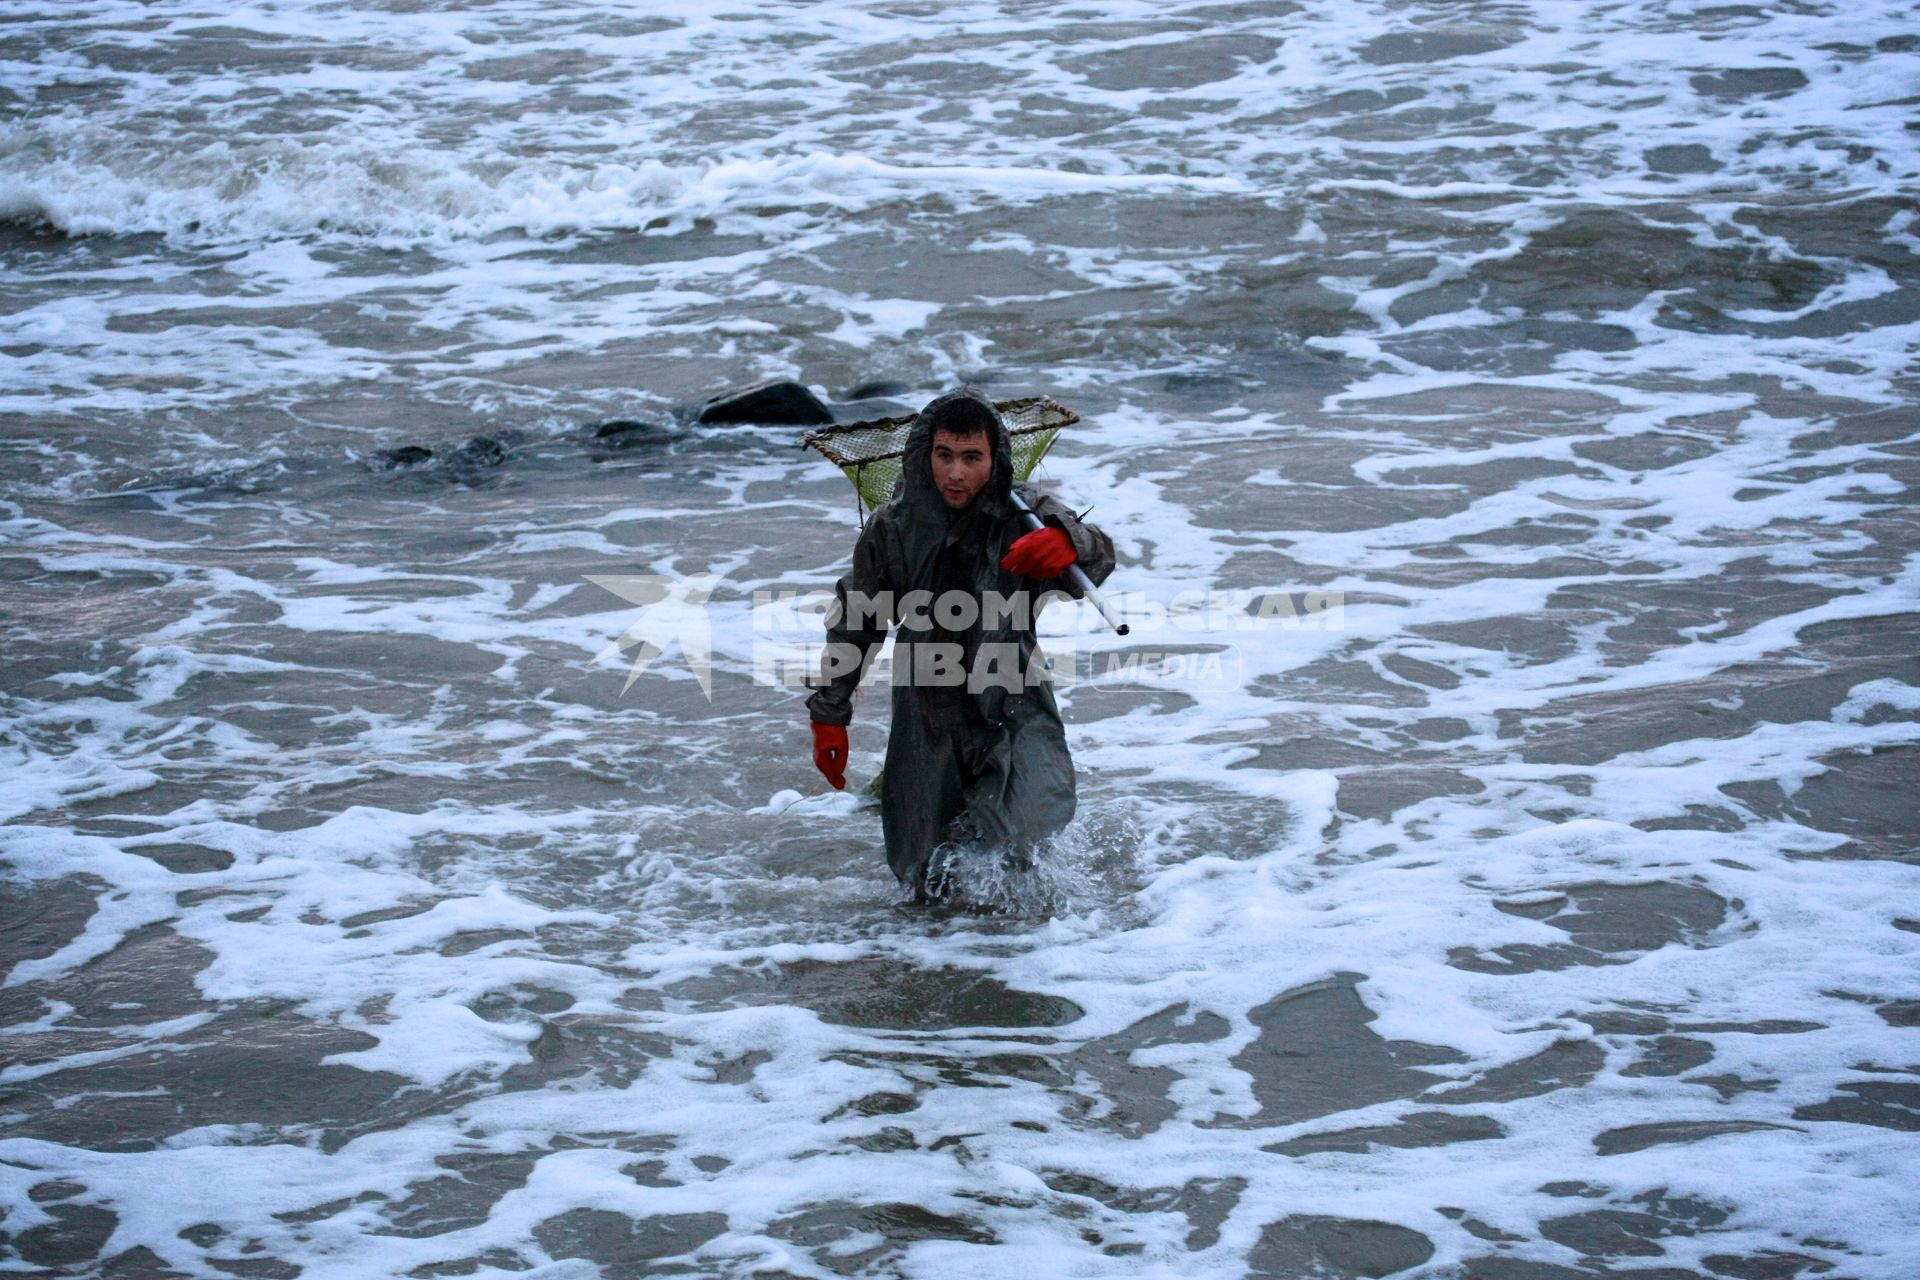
883,384,1020,623
894,385,1014,517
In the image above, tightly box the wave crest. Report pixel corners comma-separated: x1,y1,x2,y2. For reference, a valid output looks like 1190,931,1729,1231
0,122,1239,243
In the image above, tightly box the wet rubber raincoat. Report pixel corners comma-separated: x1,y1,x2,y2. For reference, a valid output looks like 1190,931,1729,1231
806,388,1116,894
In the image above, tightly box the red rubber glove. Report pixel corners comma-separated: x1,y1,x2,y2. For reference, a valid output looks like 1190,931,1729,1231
1001,525,1077,578
811,721,847,790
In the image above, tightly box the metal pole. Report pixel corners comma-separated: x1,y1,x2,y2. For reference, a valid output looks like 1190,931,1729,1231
1008,490,1129,636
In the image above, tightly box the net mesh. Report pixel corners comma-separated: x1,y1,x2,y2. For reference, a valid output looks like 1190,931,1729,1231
801,396,1078,513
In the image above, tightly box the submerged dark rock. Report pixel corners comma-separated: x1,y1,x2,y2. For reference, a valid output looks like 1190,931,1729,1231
844,378,912,400
591,418,671,445
694,378,832,426
372,431,522,472
829,397,912,423
373,445,434,469
588,418,683,459
449,434,510,467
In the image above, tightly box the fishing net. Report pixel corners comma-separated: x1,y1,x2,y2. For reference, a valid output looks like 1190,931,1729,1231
801,396,1078,516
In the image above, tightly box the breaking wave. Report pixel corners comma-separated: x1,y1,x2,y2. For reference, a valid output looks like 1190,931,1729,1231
0,123,1241,242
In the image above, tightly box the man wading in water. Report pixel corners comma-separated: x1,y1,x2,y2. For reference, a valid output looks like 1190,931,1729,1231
805,387,1115,901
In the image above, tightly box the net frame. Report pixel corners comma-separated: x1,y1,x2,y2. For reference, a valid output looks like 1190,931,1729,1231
801,396,1079,520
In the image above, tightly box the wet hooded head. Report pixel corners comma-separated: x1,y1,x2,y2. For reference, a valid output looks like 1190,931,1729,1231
922,391,999,443
900,385,1013,510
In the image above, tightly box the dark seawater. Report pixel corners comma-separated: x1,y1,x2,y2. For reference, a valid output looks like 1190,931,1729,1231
3,2,1918,1276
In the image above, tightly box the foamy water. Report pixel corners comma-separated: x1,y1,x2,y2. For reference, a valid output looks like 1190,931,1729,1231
3,1,1917,1276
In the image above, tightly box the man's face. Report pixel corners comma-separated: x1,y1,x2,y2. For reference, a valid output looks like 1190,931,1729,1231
931,427,991,510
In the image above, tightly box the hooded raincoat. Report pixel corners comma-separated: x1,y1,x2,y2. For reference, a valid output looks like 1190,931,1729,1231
806,388,1116,894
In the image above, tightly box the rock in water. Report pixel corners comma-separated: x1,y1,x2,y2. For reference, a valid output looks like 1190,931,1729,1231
694,379,832,426
591,419,672,448
844,379,912,401
374,445,434,469
450,434,509,467
830,398,911,423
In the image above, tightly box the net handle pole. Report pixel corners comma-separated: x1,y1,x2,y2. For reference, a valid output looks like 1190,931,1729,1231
1008,490,1129,636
